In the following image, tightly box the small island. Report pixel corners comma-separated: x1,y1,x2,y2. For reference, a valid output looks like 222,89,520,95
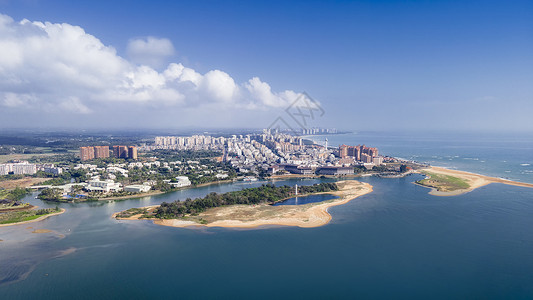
114,180,373,228
416,166,533,196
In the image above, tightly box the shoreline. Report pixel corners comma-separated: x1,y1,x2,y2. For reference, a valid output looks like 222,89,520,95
415,166,533,196
114,180,373,229
0,208,66,227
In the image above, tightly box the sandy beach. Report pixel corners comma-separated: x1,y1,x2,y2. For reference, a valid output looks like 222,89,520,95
416,166,533,196
115,180,373,229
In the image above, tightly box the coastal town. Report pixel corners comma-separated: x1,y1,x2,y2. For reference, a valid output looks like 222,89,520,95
0,129,419,203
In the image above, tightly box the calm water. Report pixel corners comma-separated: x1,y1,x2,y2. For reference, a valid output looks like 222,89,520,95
272,194,338,206
1,132,533,299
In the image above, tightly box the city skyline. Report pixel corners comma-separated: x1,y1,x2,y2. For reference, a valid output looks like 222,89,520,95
0,0,532,132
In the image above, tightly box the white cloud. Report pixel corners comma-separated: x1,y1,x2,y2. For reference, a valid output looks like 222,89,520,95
127,36,175,68
0,13,307,128
59,97,92,114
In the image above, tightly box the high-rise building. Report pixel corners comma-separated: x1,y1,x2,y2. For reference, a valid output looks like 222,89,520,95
113,145,137,159
113,146,128,159
94,146,110,159
128,146,138,160
80,147,95,161
339,145,348,158
80,146,109,161
360,153,373,163
339,144,378,162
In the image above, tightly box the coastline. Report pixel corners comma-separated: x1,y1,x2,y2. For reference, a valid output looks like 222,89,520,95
0,208,66,227
114,180,373,229
415,166,533,196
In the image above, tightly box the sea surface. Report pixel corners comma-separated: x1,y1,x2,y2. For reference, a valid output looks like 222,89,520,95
1,131,533,299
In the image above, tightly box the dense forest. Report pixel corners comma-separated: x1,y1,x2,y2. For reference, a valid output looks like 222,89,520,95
153,182,338,218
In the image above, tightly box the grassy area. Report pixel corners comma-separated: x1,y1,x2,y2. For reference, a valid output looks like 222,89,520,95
416,171,470,192
0,203,31,211
0,207,61,225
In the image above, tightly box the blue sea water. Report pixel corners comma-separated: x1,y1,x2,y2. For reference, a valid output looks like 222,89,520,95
310,131,533,184
1,131,533,299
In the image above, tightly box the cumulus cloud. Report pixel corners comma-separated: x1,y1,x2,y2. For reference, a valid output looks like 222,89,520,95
0,13,305,123
127,36,175,68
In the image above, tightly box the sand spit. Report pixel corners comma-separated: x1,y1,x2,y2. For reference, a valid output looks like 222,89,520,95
416,166,533,196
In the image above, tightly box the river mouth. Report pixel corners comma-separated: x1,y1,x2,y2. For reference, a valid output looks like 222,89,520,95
272,194,339,206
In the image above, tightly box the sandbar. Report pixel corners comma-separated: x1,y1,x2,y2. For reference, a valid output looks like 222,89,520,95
416,166,533,196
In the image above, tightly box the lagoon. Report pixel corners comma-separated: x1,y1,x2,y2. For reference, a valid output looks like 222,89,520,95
272,193,339,206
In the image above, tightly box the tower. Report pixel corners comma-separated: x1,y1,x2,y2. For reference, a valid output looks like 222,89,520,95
325,138,328,149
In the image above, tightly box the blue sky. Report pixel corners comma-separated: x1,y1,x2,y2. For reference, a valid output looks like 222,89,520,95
0,0,532,131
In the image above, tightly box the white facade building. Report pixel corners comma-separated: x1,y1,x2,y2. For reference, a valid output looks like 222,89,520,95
124,185,151,193
86,179,122,193
0,161,37,175
166,176,192,188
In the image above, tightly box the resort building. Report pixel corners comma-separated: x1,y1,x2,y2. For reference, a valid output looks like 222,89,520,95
165,176,192,188
317,166,354,175
124,184,151,193
86,179,122,193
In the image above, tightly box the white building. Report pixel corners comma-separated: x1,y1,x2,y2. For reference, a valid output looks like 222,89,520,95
0,161,37,175
0,164,9,175
86,179,122,193
124,184,151,193
107,166,129,177
75,164,98,170
166,176,191,187
44,166,63,175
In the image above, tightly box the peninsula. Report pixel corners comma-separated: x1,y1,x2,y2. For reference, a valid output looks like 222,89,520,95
114,180,373,228
416,166,533,196
0,207,65,227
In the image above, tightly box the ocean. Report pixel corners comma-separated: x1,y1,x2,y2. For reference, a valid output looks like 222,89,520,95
0,131,532,299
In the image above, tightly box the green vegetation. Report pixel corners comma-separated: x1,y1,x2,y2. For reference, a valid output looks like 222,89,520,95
0,187,31,210
0,187,30,201
416,172,470,192
37,188,64,201
151,182,338,219
0,207,61,225
115,207,149,218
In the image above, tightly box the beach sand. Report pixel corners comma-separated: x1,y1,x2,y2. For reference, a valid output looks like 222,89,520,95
115,180,373,229
416,166,533,196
